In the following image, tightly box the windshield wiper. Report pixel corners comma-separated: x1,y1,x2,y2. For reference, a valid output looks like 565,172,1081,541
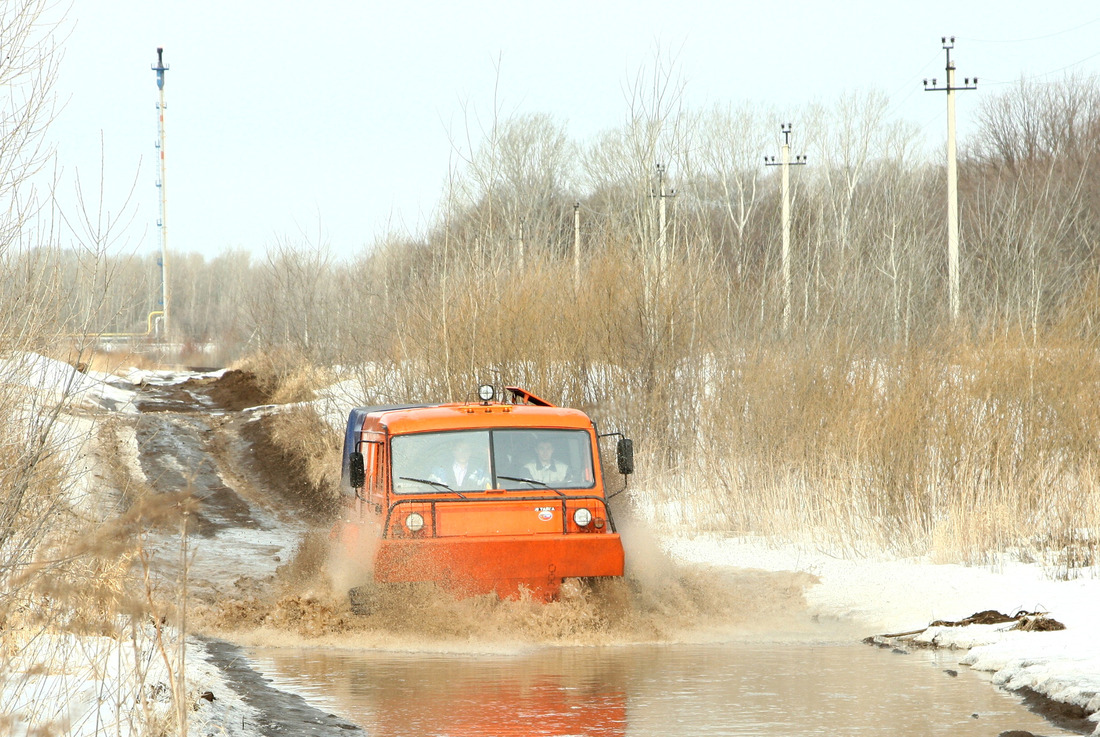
497,475,566,497
398,476,466,498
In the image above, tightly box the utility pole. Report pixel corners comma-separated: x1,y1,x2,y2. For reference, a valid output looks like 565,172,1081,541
573,202,580,291
924,36,977,324
766,123,807,331
654,164,676,275
152,47,170,340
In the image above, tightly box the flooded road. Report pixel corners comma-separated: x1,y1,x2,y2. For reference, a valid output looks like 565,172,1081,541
246,641,1084,736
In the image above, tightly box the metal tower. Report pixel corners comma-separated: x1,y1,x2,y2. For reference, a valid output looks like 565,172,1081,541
153,47,170,338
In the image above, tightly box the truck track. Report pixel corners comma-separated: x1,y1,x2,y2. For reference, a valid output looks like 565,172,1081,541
121,370,353,731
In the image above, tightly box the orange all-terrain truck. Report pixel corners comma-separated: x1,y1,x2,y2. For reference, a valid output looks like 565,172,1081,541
332,385,632,609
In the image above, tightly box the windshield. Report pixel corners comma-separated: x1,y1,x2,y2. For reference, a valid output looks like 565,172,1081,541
390,428,595,494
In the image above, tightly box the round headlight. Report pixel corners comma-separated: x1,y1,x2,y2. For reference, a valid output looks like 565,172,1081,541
478,384,495,402
405,513,425,532
573,508,593,527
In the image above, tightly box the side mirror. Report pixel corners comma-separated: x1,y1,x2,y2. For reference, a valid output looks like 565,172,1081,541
349,451,366,489
616,438,634,475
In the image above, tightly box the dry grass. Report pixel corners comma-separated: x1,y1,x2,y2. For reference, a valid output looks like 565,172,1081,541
0,382,194,735
232,349,331,403
635,333,1100,567
291,251,1100,571
268,406,342,514
232,352,343,516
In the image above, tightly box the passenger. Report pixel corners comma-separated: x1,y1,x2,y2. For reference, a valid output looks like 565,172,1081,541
431,438,490,490
524,440,569,484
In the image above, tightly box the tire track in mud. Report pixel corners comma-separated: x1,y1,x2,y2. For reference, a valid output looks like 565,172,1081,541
133,411,257,537
124,371,355,732
130,375,305,602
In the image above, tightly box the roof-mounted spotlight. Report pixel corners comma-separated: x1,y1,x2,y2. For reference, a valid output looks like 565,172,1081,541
478,384,495,403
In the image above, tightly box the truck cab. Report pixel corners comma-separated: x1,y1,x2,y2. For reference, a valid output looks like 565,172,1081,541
333,386,631,605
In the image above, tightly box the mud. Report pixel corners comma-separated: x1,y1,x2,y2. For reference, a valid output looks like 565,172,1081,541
206,370,271,412
1016,689,1095,734
134,376,218,414
133,412,258,538
238,418,335,522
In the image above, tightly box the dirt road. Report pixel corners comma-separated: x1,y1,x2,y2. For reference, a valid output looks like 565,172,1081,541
118,370,361,734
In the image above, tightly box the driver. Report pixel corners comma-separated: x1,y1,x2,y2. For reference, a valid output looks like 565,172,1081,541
524,440,569,484
431,438,490,490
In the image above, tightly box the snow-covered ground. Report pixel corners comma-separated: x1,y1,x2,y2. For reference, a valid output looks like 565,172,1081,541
669,535,1100,734
2,628,258,737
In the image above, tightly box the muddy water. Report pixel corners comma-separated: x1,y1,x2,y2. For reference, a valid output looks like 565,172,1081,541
246,642,1082,736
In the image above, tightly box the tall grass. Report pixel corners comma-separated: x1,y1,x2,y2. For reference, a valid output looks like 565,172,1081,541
665,333,1100,565
290,248,1100,571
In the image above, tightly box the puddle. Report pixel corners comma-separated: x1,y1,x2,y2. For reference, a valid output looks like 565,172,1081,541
245,642,1085,736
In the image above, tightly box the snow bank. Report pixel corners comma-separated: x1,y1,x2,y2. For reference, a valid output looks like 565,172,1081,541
667,534,1100,733
919,627,1100,731
0,352,136,413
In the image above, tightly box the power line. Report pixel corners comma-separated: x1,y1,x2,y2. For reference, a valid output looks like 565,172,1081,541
958,15,1100,44
978,49,1100,86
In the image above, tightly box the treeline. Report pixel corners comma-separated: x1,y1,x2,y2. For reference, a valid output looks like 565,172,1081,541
24,74,1100,357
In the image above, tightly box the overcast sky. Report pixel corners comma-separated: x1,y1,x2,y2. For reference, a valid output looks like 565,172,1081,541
46,1,1100,260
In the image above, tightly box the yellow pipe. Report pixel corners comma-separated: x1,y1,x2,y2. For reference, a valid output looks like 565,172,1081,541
94,311,165,338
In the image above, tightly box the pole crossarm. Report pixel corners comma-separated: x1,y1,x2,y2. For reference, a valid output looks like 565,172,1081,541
922,36,978,93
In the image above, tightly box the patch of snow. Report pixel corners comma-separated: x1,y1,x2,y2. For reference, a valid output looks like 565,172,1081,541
1,628,258,737
0,352,137,413
121,368,226,387
311,376,364,432
667,534,1100,733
